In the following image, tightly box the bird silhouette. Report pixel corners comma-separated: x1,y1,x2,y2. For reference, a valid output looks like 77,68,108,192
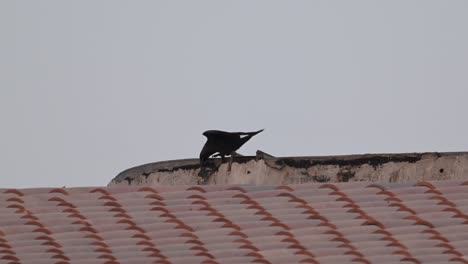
199,129,264,166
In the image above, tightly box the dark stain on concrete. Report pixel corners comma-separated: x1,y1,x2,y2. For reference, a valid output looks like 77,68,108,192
275,154,422,170
337,169,355,182
297,172,330,183
157,163,201,173
313,175,330,183
124,177,133,185
157,157,257,173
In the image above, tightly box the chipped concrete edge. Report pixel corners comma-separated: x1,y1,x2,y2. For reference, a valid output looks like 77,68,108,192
109,151,468,186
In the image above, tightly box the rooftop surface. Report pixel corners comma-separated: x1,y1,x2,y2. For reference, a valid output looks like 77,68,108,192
1,180,468,263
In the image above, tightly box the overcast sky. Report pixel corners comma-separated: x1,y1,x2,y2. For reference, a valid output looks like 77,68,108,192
1,1,467,188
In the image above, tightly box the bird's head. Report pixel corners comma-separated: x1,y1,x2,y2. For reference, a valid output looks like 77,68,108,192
202,130,221,138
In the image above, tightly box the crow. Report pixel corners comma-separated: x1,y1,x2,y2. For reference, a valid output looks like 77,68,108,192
199,129,264,166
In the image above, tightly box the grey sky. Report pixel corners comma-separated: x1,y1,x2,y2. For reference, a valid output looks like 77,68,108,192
1,1,467,188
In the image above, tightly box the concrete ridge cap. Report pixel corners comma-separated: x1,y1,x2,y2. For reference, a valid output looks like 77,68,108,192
111,151,468,186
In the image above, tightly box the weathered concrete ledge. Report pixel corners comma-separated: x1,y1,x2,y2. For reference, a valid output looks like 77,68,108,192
109,152,468,186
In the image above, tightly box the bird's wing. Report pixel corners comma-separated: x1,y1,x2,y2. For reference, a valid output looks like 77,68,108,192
230,129,264,137
203,130,232,138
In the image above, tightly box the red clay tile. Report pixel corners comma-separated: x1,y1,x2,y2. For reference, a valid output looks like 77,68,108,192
313,254,363,264
210,256,258,263
412,253,459,263
260,249,310,263
227,185,277,193
197,197,246,206
278,183,321,191
337,187,382,196
430,185,468,193
417,180,465,189
2,181,468,264
340,194,389,203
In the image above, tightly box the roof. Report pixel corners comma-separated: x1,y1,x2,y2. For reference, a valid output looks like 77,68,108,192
1,181,468,264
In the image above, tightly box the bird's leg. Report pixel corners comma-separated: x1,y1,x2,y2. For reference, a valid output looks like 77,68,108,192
228,152,234,172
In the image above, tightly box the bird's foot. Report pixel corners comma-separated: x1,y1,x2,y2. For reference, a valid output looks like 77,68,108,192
227,153,234,173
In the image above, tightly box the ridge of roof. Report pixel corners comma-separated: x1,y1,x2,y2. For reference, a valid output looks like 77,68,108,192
110,151,468,186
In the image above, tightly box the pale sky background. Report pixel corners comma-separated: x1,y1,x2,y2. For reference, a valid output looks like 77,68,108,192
1,1,467,188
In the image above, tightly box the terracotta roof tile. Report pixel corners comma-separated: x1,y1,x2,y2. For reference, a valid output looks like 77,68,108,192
206,256,257,263
2,181,468,263
313,254,364,263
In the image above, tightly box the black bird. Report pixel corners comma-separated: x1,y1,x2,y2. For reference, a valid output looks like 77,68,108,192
199,129,264,166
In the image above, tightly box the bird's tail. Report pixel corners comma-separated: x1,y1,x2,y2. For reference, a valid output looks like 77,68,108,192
238,129,264,145
248,129,264,137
